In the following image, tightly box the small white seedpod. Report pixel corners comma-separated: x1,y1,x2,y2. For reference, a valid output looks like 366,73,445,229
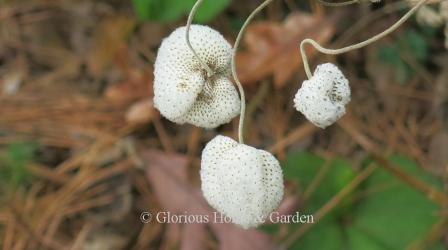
294,63,351,128
200,135,284,229
154,25,240,129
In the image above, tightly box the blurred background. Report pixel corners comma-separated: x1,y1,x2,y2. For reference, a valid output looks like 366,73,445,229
0,0,447,249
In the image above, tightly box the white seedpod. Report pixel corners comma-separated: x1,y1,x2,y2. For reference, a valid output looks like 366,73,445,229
153,25,240,129
294,63,351,128
200,135,284,229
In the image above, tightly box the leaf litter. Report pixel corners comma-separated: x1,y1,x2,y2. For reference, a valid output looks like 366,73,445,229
0,0,447,249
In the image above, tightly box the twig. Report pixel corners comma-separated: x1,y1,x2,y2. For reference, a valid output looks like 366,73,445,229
371,155,448,205
3,213,15,250
268,123,317,154
300,0,429,78
186,126,201,166
406,218,448,250
70,223,93,250
303,158,332,200
152,116,175,153
27,163,69,184
283,163,378,247
56,123,138,174
244,80,270,139
338,116,448,206
7,204,64,250
334,1,409,46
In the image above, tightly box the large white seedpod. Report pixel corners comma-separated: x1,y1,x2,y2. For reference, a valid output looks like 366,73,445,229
154,25,240,128
200,135,284,229
294,63,351,128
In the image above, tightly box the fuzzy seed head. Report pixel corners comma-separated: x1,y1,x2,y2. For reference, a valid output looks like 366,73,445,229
200,135,284,229
154,25,240,128
294,63,351,128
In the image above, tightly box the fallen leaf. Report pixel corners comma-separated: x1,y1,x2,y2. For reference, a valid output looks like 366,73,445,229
236,12,335,88
105,68,153,101
144,150,201,213
181,223,206,250
143,150,284,250
210,224,278,250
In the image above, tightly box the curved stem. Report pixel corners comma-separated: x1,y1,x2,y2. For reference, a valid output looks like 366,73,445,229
316,0,360,7
300,0,428,79
186,0,214,77
232,0,275,144
334,1,409,46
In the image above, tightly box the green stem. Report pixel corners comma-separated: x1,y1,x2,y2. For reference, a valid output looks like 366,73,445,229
232,0,276,144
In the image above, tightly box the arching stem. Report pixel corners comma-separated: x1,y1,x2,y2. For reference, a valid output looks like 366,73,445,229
300,0,428,79
316,0,383,7
316,0,360,7
232,0,276,144
186,0,214,77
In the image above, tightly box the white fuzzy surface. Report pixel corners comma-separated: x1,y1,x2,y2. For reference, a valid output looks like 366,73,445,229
153,25,240,128
200,135,284,229
294,63,351,128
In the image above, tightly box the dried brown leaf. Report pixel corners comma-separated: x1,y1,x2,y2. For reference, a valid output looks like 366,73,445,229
236,12,335,88
210,224,277,250
105,69,153,101
143,150,281,250
181,223,207,250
